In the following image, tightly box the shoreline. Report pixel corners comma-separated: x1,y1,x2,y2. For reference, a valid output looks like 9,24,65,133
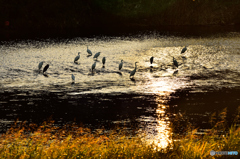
1,24,240,41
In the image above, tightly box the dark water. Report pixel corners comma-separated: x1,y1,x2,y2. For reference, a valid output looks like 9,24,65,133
1,29,240,148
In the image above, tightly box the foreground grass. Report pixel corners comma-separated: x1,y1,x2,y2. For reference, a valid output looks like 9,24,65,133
0,109,240,159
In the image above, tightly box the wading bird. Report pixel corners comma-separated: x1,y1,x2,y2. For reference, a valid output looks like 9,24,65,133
119,60,123,70
92,61,97,73
38,61,44,71
130,62,138,78
74,52,81,63
173,57,178,68
93,52,101,60
87,46,92,56
102,57,106,67
43,64,49,74
181,46,187,54
72,74,75,83
150,56,154,65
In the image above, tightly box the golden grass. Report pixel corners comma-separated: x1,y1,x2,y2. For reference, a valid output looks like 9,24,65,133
0,107,240,159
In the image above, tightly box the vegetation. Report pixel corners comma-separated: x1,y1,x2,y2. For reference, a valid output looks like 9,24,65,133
0,107,240,158
1,0,240,32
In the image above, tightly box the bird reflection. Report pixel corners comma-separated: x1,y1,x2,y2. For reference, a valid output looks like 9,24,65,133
173,70,178,76
130,78,136,82
150,67,153,73
43,74,49,77
115,72,122,76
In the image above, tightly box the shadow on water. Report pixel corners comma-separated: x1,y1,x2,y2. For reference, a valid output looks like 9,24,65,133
115,71,122,76
74,62,80,65
43,74,49,77
0,91,161,133
130,78,136,82
168,86,240,130
1,86,240,134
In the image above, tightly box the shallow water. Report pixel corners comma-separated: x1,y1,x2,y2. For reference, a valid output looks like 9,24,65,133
1,32,240,149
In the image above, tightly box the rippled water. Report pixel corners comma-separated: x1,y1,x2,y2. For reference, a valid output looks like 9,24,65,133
1,32,240,149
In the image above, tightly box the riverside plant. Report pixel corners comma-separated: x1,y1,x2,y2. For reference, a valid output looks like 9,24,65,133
0,107,239,159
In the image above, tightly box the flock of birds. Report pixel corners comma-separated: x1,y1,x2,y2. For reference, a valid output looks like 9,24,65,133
38,46,187,83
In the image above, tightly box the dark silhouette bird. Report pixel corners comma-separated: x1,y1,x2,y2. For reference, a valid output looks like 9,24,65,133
38,61,44,72
130,62,138,78
150,56,154,65
93,52,101,60
119,60,123,70
71,74,75,83
102,57,106,67
181,46,187,54
43,64,49,74
92,61,97,73
74,52,80,63
87,46,92,56
173,57,178,68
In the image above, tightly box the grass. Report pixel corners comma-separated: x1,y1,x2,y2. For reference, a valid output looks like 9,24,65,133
0,107,240,159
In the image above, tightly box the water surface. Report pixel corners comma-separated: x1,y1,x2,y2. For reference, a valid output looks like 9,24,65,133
1,32,240,149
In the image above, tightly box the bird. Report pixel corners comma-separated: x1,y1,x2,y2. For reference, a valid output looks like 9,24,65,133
150,56,154,65
173,57,178,68
130,62,138,78
87,46,92,56
181,46,187,54
71,74,75,83
74,52,80,63
92,61,97,73
102,57,106,67
43,64,49,74
93,52,101,60
119,60,123,70
38,61,44,71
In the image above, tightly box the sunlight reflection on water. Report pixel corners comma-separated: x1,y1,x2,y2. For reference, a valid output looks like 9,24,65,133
138,103,172,150
136,82,174,150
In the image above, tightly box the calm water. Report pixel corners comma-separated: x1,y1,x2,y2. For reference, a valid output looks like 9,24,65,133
1,31,240,148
